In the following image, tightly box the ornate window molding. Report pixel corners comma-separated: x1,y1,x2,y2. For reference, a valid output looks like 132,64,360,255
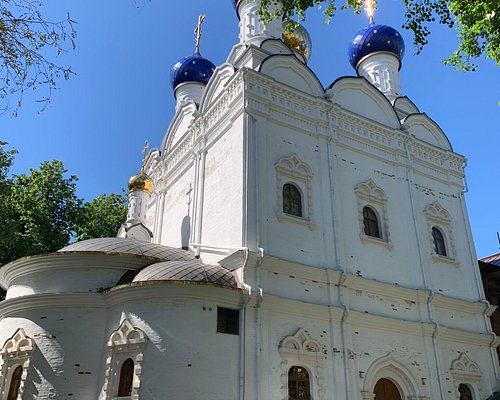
450,353,482,382
275,154,315,230
278,328,325,400
450,353,482,400
0,329,35,400
355,179,392,249
424,202,457,265
103,319,148,400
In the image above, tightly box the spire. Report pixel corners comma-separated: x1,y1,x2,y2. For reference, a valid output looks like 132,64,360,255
141,140,149,173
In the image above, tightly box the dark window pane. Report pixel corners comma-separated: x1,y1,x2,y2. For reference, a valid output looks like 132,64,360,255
283,184,302,217
117,358,134,397
7,366,23,400
459,384,473,400
288,366,310,400
217,307,239,335
432,227,447,256
363,206,380,238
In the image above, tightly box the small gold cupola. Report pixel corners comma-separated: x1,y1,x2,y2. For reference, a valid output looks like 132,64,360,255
128,141,154,195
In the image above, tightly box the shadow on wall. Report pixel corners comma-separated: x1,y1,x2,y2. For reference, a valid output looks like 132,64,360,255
181,215,191,250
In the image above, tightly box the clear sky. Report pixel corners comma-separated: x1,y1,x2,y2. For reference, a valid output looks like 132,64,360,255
1,0,498,258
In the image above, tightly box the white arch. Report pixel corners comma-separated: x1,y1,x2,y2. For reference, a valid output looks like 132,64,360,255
362,353,420,399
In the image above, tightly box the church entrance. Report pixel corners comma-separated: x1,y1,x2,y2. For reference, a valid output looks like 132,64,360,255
374,378,402,400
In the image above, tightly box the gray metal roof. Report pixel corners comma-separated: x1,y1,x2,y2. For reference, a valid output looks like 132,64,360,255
59,238,195,262
132,260,237,287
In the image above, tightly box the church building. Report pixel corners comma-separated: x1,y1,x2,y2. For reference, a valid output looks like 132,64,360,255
0,1,498,399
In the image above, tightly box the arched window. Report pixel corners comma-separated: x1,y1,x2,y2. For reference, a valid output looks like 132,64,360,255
288,366,310,400
283,183,302,217
7,365,23,400
374,378,402,400
459,384,473,400
432,227,447,256
363,206,380,238
117,358,134,397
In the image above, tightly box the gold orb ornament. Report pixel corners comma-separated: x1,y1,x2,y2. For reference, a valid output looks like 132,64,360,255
282,22,312,62
128,171,154,195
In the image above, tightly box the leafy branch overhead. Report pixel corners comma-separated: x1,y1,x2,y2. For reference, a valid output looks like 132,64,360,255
258,0,500,70
0,0,76,114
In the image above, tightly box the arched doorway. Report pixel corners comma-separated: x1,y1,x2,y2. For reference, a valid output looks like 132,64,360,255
374,378,402,400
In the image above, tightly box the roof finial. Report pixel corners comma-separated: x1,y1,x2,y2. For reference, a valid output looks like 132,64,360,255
141,140,149,172
363,0,376,24
194,15,206,54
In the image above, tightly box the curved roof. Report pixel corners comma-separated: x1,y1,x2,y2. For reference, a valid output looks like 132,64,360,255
170,53,216,92
59,238,196,262
131,260,237,287
348,23,405,70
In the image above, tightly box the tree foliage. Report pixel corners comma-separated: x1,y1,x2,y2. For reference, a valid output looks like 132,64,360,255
74,194,128,242
0,142,127,266
258,0,500,70
0,0,76,114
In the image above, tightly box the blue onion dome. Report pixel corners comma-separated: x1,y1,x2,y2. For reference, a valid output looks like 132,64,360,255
348,23,405,70
170,52,216,91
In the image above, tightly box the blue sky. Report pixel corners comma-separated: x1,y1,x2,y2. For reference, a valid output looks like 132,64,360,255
1,0,498,258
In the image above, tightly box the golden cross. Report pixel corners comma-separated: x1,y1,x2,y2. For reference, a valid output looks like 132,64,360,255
141,140,149,171
194,15,206,54
363,0,376,24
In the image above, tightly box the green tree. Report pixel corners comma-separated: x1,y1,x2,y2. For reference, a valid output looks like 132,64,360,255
258,0,500,70
0,143,128,300
74,193,127,241
8,160,82,260
0,0,76,114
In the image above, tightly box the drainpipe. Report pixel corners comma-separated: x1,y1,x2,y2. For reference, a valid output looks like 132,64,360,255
254,249,264,400
239,248,251,400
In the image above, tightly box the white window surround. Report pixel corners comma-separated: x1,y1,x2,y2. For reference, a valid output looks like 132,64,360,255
355,179,392,249
103,319,148,400
450,353,482,400
0,328,35,400
424,201,458,265
278,328,325,400
275,154,315,230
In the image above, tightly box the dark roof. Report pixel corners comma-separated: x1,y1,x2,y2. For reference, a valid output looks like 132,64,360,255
132,260,237,287
59,238,195,262
480,253,500,268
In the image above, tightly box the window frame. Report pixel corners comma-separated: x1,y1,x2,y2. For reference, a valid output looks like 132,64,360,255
355,179,391,248
362,206,381,238
103,319,148,400
432,226,447,256
288,365,311,400
424,201,457,264
0,329,34,400
275,154,315,230
282,182,303,218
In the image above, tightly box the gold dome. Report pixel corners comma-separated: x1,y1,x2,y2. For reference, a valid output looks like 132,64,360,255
282,23,312,62
128,171,154,195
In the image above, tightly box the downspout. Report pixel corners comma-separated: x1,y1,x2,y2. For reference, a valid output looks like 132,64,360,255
403,138,446,400
255,248,264,400
240,248,251,400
